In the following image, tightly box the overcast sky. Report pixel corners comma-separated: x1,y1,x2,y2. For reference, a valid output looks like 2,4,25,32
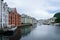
4,0,60,19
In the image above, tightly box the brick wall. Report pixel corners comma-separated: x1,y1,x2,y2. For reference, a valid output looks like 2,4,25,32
8,8,21,27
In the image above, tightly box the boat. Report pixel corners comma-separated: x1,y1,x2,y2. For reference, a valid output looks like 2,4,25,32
3,26,17,36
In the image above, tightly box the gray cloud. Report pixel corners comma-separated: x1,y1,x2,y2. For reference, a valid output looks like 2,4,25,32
4,0,60,19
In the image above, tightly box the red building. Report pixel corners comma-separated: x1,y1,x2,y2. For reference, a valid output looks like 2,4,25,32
8,8,21,27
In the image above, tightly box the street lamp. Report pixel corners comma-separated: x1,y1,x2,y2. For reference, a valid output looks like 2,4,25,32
1,0,3,30
1,0,2,30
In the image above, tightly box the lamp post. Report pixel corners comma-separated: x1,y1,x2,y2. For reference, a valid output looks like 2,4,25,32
1,0,2,30
1,0,4,40
1,0,3,30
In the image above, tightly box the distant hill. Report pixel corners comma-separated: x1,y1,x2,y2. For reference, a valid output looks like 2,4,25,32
54,12,60,18
54,12,60,23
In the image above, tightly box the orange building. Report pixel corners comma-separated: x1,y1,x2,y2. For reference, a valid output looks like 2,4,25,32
8,8,21,27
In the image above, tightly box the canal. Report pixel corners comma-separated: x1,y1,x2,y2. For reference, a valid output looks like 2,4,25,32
0,25,60,40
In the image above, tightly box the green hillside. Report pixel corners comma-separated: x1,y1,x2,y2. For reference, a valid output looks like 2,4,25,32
54,12,60,23
54,12,60,18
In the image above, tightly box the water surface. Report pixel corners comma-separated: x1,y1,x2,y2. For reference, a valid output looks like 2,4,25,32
20,25,60,40
0,25,60,40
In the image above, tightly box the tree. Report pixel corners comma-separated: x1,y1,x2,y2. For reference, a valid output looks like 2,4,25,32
54,12,60,23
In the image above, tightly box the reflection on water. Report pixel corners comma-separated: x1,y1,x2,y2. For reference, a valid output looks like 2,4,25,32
0,35,9,40
20,25,60,40
1,24,60,40
0,24,37,40
21,26,31,37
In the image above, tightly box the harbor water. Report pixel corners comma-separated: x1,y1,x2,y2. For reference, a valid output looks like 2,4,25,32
0,24,60,40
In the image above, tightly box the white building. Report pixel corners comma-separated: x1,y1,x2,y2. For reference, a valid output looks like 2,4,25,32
38,19,47,25
0,0,8,30
32,18,37,24
38,17,56,25
49,17,56,23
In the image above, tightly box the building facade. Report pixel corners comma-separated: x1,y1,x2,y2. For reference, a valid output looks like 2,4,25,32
0,0,8,29
32,18,37,24
21,14,37,26
47,17,56,24
21,14,32,24
8,8,21,27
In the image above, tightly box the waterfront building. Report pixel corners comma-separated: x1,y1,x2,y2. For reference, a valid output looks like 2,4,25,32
21,14,37,26
49,17,56,23
32,18,37,28
38,17,56,25
32,18,37,24
21,14,33,25
38,19,49,25
0,0,8,29
47,17,56,24
8,8,21,27
21,14,30,24
30,17,33,24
